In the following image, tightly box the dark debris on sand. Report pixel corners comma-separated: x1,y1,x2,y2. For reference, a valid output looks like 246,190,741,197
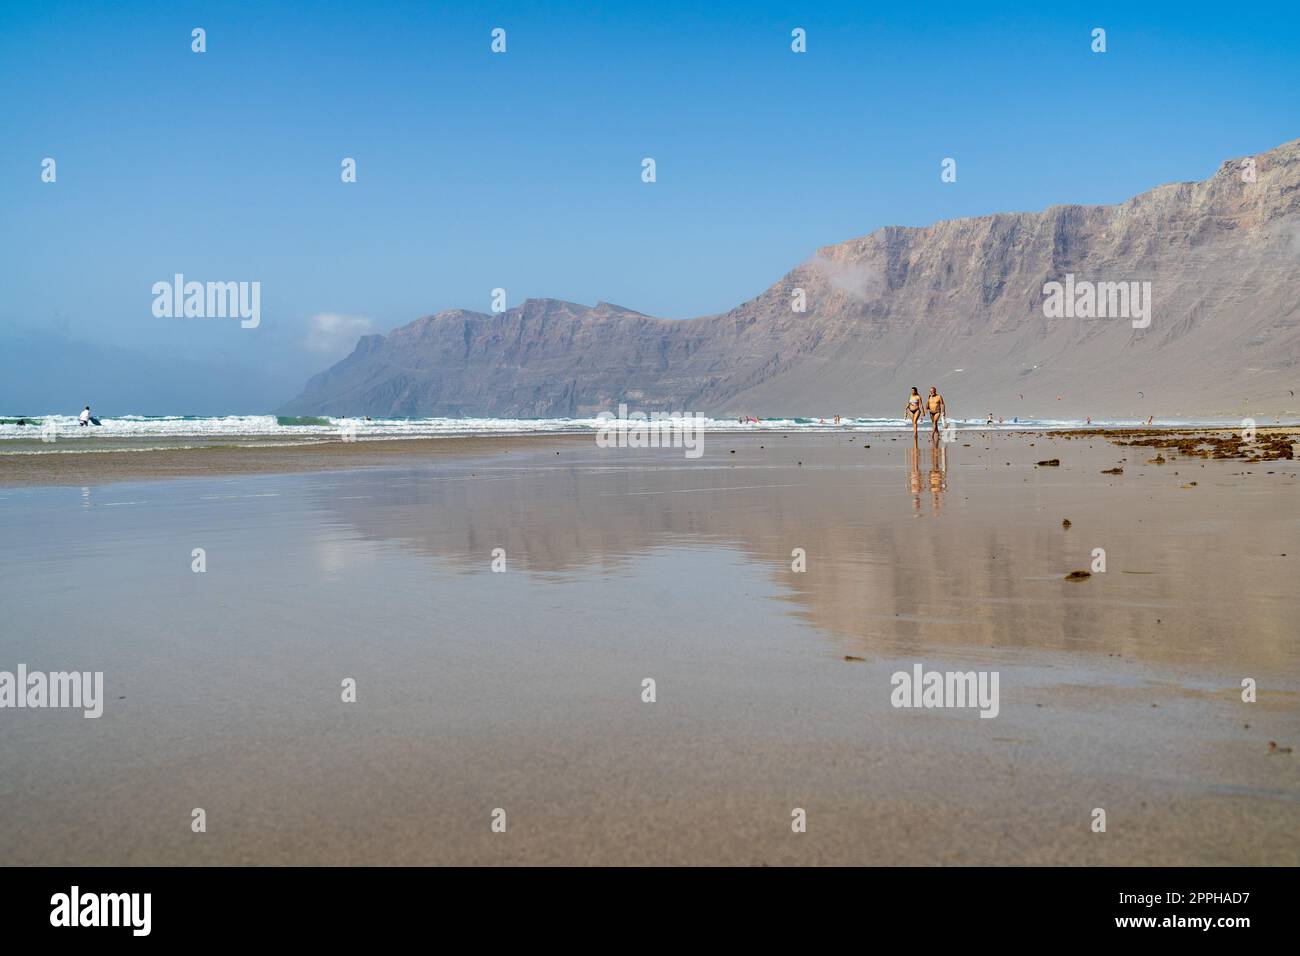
1049,428,1296,463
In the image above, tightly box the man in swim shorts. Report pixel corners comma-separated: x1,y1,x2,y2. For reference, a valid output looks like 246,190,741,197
926,387,946,436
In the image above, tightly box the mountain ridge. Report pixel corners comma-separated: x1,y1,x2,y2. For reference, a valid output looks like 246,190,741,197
282,139,1300,419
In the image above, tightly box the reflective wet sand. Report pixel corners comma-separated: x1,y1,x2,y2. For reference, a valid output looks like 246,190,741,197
1,432,1297,864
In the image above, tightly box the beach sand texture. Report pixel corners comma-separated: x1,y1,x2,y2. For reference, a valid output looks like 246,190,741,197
0,430,1296,864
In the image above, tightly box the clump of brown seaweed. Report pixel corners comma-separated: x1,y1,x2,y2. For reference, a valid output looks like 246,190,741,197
1047,429,1295,463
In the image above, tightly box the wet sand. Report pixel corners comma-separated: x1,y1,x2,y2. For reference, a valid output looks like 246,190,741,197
0,434,588,487
0,430,1297,864
0,426,1293,488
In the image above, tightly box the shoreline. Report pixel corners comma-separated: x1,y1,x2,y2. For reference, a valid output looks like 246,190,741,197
0,426,1294,488
0,434,591,488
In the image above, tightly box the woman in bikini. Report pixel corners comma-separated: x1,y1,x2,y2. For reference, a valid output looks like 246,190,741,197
906,387,923,438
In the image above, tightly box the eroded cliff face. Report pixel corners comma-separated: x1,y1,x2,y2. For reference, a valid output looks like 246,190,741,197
282,140,1300,419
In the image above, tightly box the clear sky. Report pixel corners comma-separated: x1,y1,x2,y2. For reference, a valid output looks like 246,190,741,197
2,1,1298,412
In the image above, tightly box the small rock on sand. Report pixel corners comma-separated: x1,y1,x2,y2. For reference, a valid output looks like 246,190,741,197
1064,570,1091,581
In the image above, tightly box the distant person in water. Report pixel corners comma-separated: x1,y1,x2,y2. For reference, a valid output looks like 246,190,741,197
926,387,946,436
78,406,91,427
906,388,923,437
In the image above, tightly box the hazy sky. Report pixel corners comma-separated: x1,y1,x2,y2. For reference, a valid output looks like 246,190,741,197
2,1,1298,412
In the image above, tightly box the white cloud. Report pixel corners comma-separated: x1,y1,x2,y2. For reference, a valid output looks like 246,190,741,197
805,254,885,300
304,313,374,356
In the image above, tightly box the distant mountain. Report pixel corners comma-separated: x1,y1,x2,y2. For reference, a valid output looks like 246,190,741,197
282,139,1300,419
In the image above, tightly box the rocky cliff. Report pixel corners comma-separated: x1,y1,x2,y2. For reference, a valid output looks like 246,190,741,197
282,139,1300,419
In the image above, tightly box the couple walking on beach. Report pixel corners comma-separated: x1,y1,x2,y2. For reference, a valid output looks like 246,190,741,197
906,386,946,439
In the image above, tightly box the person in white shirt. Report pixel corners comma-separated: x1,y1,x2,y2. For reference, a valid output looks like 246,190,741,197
78,406,91,426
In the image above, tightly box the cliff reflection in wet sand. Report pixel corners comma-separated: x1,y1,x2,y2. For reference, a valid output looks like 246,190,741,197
310,431,1295,672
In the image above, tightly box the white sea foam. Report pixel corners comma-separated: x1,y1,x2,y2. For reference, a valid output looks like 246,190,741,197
0,412,1277,450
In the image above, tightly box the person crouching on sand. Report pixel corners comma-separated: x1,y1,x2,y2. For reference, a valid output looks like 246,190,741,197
906,387,923,438
926,387,946,436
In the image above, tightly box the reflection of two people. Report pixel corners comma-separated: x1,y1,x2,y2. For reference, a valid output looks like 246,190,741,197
908,438,947,515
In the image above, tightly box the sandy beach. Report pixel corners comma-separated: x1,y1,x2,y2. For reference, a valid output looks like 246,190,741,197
0,434,588,487
1,428,1297,865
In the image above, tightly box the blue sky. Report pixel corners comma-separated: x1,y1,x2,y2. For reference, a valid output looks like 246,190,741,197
2,0,1298,412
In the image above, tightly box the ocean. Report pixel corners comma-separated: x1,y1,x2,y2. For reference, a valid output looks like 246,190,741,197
0,413,1269,454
